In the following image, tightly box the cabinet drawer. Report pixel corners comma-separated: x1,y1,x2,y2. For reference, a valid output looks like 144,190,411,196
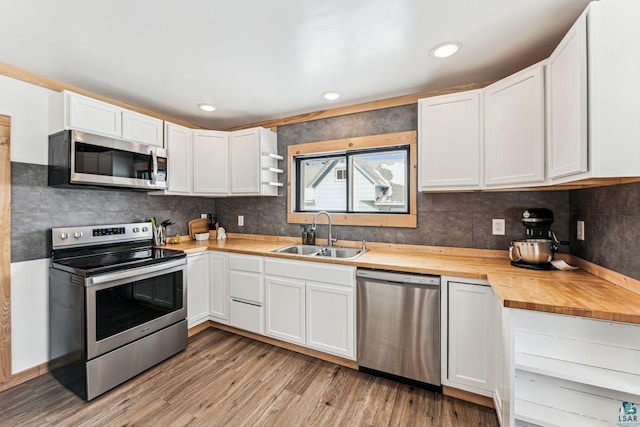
229,271,263,304
264,258,355,287
229,254,263,273
229,300,264,335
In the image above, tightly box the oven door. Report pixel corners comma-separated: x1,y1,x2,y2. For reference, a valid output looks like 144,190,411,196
85,259,186,360
71,130,167,190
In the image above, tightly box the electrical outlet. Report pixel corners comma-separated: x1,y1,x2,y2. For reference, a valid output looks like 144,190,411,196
238,215,244,227
492,219,505,236
577,220,585,240
200,213,207,219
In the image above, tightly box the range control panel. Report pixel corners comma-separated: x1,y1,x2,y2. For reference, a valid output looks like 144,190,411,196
92,227,126,237
52,222,153,249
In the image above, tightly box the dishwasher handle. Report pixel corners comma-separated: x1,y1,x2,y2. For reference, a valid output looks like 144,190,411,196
356,269,440,286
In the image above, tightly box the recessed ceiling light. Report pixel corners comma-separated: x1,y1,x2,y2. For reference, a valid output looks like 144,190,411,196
197,103,216,112
430,42,461,59
322,92,341,101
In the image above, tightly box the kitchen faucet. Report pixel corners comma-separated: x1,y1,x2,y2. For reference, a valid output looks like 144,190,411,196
311,211,337,247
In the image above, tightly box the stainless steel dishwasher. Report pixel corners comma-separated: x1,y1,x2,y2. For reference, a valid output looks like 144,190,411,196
357,269,441,390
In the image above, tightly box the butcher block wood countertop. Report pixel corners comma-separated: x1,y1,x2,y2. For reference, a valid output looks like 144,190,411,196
160,235,640,325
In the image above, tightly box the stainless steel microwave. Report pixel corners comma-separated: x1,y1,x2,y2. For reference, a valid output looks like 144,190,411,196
48,130,168,190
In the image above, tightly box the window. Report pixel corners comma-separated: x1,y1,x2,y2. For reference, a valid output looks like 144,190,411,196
296,147,409,214
287,131,417,228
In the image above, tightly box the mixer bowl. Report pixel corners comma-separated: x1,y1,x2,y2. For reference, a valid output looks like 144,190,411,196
509,239,557,264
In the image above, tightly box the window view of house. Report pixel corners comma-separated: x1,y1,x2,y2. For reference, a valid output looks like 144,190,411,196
296,147,408,213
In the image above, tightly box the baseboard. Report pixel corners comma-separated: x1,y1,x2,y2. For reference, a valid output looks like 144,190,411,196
0,361,49,393
207,321,359,370
443,385,495,408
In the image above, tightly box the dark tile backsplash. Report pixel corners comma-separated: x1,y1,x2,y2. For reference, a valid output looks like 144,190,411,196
11,162,216,262
570,181,640,280
216,105,571,253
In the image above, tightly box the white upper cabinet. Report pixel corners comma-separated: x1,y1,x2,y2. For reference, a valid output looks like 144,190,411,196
546,11,588,180
55,91,122,138
121,109,164,147
50,91,164,147
418,91,482,190
192,130,229,195
165,122,192,193
230,127,280,196
484,63,546,187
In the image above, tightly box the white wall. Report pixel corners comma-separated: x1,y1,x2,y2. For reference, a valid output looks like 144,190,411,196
10,259,50,373
2,74,56,373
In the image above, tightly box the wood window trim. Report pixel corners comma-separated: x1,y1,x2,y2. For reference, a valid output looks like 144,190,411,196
0,115,11,381
287,131,417,228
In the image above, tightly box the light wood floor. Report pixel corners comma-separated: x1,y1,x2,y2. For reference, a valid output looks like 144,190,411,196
0,328,499,426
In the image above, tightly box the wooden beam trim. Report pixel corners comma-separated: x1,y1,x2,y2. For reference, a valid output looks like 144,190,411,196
0,61,202,129
227,81,495,131
0,115,10,381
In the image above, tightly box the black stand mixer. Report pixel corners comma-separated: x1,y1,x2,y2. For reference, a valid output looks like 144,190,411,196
509,208,569,270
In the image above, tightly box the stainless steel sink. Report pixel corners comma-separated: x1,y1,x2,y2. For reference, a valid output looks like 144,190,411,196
273,244,366,260
274,244,324,255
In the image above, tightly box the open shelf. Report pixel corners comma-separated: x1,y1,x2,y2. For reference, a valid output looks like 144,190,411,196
515,352,640,396
515,399,612,427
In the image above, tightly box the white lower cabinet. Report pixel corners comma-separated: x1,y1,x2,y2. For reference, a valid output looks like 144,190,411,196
186,253,210,328
264,258,356,359
229,300,263,335
265,276,305,345
228,254,265,334
306,281,354,358
209,252,228,322
442,276,495,397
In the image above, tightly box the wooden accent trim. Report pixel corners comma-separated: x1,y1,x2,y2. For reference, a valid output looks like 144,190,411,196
187,321,211,337
0,115,10,381
209,321,359,370
227,81,496,131
0,361,49,393
287,131,417,228
569,255,640,297
443,385,495,408
0,61,201,129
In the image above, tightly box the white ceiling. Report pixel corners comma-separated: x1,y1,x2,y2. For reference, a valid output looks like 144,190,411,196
0,0,591,129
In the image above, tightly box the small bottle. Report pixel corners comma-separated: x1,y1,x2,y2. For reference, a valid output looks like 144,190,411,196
301,225,308,244
306,228,316,245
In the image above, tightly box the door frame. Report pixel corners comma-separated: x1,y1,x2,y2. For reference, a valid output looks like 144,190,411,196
0,114,11,381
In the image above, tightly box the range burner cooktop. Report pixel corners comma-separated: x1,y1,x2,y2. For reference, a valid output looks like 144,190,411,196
50,222,185,277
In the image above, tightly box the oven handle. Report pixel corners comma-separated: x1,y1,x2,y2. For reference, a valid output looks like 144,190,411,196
86,259,186,286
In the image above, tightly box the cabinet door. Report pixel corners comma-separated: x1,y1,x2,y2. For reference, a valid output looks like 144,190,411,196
484,65,545,187
193,130,229,195
165,122,192,193
448,281,494,392
187,253,209,327
419,91,482,190
265,276,305,345
67,92,122,138
209,252,228,322
306,282,354,359
230,129,260,194
547,12,588,180
122,109,164,147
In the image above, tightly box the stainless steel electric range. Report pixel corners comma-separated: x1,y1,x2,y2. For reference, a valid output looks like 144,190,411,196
49,222,187,400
